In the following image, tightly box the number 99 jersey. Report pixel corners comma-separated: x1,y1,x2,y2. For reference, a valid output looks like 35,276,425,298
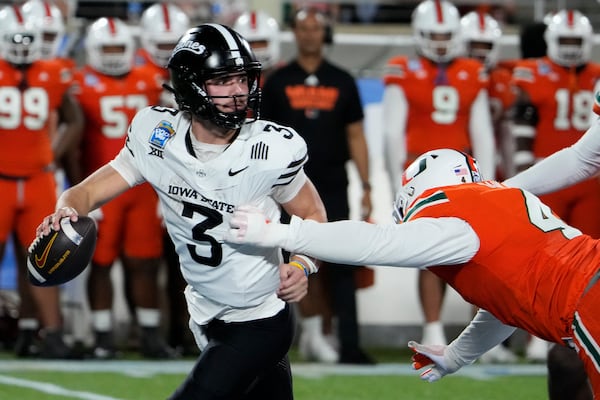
0,58,73,176
111,106,308,311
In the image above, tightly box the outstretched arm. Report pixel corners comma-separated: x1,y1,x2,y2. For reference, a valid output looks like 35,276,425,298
227,208,479,268
410,309,517,382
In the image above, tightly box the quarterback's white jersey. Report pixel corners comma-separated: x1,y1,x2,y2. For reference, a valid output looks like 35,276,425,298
110,106,308,323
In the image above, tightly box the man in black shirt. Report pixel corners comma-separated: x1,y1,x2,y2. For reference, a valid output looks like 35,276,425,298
261,6,374,364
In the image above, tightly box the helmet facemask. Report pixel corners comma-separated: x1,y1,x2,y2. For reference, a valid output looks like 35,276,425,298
0,5,42,66
4,31,41,66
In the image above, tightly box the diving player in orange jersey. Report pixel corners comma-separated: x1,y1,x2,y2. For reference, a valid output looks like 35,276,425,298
383,0,495,348
226,148,600,398
0,4,84,358
73,17,175,359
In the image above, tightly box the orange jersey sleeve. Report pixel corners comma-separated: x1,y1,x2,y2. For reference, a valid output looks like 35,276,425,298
384,56,489,164
74,66,164,176
410,182,600,343
0,59,73,176
513,57,600,157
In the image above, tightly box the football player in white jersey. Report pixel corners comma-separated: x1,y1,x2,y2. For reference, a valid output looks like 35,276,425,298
34,24,326,399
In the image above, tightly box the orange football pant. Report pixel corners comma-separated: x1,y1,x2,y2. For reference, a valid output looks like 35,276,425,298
92,183,163,265
0,170,56,246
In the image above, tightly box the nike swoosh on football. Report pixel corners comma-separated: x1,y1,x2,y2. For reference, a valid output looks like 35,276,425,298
34,232,59,268
228,166,249,176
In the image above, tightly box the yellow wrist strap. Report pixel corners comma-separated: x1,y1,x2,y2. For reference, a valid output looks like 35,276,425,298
289,261,309,277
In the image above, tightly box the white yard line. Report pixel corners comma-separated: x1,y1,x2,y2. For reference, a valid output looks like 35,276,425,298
0,374,124,400
0,360,547,378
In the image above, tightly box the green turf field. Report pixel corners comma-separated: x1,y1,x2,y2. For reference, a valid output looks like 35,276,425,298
0,357,548,400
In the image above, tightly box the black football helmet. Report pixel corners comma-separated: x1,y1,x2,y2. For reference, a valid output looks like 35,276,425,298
167,23,262,130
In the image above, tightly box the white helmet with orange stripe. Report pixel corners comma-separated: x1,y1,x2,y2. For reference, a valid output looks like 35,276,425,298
393,149,482,223
21,0,65,59
140,3,190,68
545,9,593,67
85,17,135,76
0,4,42,65
460,11,502,68
412,0,462,63
233,10,280,70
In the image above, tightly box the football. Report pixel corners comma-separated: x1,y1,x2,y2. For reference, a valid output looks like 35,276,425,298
27,216,97,287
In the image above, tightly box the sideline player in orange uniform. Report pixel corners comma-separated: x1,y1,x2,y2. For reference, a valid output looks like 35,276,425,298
461,10,516,180
226,148,600,398
73,17,174,359
383,0,495,347
0,4,83,358
511,9,600,217
22,0,81,185
511,9,600,362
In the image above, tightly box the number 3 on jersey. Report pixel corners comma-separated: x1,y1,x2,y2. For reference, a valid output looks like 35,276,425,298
182,201,223,267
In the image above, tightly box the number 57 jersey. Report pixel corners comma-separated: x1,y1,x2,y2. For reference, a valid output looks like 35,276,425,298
111,106,309,309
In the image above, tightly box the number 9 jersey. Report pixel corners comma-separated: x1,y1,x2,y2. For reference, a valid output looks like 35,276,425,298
382,55,497,188
110,106,309,318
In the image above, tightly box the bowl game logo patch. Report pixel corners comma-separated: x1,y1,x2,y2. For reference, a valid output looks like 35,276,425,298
149,121,175,149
